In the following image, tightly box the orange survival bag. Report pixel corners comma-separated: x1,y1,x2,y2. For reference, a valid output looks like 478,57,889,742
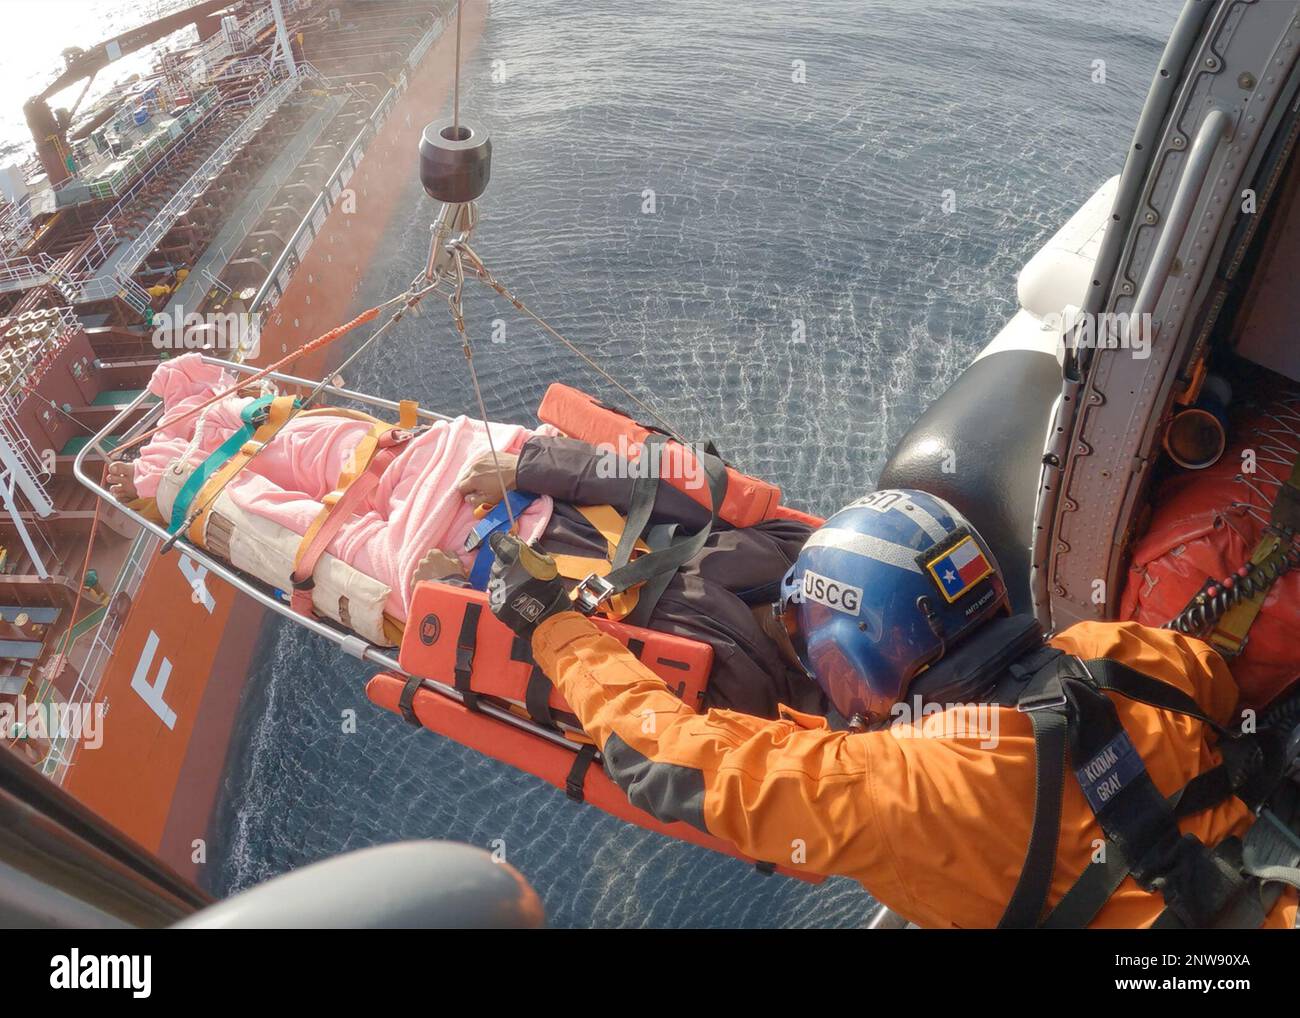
1121,394,1300,710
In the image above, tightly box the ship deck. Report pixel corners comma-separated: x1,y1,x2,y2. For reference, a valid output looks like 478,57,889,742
0,0,480,880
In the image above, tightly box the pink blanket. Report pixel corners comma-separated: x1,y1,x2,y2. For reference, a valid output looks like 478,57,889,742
133,354,554,621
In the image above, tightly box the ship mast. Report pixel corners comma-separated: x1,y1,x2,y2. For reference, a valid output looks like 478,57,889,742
269,0,299,80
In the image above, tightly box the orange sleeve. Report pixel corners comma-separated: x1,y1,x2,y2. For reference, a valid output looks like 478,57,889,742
1047,620,1242,728
531,612,900,890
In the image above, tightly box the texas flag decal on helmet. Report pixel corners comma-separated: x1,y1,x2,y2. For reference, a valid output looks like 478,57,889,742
924,535,994,603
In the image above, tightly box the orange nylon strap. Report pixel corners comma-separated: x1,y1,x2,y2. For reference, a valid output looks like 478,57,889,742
289,428,411,616
292,421,391,576
188,395,298,545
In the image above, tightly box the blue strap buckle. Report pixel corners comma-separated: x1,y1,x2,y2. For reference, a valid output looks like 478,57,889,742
465,491,539,590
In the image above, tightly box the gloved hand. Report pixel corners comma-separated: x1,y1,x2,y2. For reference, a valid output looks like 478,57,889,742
486,532,571,638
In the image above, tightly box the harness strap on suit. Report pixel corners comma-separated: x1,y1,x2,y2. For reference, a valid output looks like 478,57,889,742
997,652,1300,929
550,503,651,619
466,496,654,619
570,438,730,616
996,657,1069,930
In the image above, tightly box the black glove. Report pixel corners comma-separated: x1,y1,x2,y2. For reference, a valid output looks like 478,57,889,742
486,532,572,638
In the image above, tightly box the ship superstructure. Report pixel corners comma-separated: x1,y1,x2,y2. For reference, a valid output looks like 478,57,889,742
0,0,473,882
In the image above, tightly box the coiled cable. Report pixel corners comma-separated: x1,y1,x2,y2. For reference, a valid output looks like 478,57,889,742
1162,536,1300,638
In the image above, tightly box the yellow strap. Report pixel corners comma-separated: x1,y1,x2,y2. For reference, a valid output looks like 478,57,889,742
188,395,414,569
128,496,165,526
189,396,297,544
1210,535,1281,655
306,405,416,500
292,404,416,427
1210,456,1300,655
549,504,649,620
572,504,648,555
293,420,391,573
550,551,613,579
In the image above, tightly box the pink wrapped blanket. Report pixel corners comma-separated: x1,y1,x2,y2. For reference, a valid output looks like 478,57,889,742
132,354,554,621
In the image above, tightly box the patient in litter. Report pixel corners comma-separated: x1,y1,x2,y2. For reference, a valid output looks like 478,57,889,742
108,354,823,718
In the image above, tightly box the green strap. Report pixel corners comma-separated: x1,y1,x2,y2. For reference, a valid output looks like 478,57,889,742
168,394,276,535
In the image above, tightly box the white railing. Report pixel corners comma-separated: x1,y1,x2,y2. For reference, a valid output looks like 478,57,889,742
0,195,35,255
95,74,303,289
0,253,57,295
76,274,152,311
250,53,428,316
0,355,57,486
0,417,51,489
216,55,274,84
83,89,222,221
38,529,158,783
120,278,153,315
182,0,300,82
74,222,118,278
407,15,446,70
57,87,223,206
185,92,347,289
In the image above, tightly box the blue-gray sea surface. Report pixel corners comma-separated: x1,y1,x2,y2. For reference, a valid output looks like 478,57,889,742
209,0,1183,926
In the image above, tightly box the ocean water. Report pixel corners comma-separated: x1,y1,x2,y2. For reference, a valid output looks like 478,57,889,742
203,0,1184,926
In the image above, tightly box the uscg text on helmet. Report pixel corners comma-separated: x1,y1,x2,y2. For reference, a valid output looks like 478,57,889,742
801,569,863,615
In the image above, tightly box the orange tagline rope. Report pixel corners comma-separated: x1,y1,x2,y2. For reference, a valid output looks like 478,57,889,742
111,304,384,459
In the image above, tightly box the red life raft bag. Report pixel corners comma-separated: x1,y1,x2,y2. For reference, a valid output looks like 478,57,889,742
1121,391,1300,710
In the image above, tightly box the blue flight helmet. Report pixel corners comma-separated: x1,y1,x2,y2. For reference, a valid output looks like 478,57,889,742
778,489,1009,723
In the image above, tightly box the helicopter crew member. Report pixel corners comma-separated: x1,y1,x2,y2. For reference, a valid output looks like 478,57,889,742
485,489,1300,929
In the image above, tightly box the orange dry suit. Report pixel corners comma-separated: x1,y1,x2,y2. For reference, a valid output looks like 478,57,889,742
530,614,1300,929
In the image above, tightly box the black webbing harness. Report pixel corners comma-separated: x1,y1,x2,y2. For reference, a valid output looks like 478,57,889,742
571,433,729,621
990,648,1300,928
